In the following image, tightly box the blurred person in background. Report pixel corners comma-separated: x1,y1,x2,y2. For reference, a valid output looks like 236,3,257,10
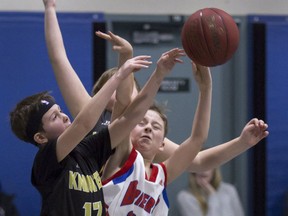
177,167,244,216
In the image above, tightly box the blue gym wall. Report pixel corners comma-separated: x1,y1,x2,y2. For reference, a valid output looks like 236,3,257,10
0,12,95,215
248,15,288,216
266,20,288,215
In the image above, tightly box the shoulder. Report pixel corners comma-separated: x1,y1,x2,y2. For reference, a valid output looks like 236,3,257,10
218,182,238,194
177,189,197,204
220,182,237,190
177,189,193,199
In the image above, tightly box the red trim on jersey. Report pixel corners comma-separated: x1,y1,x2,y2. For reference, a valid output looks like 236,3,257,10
148,164,159,182
159,163,167,187
102,148,137,185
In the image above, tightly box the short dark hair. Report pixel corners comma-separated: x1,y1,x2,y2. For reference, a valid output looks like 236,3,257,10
10,91,55,146
149,103,168,137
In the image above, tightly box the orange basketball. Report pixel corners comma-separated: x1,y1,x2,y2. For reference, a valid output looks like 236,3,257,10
181,8,240,67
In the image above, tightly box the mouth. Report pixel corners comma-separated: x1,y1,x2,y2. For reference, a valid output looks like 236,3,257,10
141,135,151,140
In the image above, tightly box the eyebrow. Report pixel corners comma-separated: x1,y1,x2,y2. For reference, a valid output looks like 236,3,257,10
152,121,163,127
48,105,60,120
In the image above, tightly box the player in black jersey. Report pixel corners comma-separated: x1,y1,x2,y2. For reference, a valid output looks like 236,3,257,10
10,53,152,215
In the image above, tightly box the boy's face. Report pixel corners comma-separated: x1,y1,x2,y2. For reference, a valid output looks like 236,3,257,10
41,104,71,140
130,110,165,159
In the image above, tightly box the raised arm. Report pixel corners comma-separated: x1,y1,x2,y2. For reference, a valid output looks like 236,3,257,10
108,48,185,149
56,56,151,162
101,48,185,180
43,0,90,118
165,63,212,184
95,31,136,119
155,119,268,173
187,118,269,172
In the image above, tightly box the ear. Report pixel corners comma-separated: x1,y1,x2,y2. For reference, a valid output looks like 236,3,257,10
34,132,48,146
159,140,165,152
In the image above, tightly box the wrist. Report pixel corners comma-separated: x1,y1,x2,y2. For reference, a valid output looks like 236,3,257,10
44,1,56,9
45,5,56,11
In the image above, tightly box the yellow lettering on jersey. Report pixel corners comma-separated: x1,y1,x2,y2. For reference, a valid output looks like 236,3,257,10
83,201,102,216
93,172,102,190
69,171,78,190
69,171,102,192
86,175,97,192
77,174,89,192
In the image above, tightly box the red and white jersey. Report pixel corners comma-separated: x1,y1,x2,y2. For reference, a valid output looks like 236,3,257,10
102,148,169,216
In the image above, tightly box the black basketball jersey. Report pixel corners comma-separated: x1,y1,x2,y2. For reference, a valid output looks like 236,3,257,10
31,127,112,216
88,109,112,136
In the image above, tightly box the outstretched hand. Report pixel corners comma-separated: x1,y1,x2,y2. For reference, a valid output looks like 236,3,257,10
117,55,152,80
239,118,269,147
95,31,133,55
192,62,212,91
156,48,186,75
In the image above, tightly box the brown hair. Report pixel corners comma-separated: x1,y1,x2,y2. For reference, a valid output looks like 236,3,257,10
10,91,55,146
188,168,222,215
92,67,141,96
149,103,168,137
92,68,118,96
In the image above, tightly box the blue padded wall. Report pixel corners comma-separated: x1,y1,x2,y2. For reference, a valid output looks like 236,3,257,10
0,12,97,215
266,22,288,216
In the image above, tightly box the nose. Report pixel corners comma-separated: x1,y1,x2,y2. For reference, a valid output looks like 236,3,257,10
144,125,152,133
62,113,69,123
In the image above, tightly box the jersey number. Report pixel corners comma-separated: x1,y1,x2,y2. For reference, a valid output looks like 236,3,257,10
83,201,102,216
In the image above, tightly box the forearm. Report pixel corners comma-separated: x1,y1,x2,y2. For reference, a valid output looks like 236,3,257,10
115,35,134,109
190,87,212,143
44,4,90,118
109,68,165,146
122,68,164,124
187,137,249,172
165,87,212,183
115,74,134,109
118,50,133,67
57,74,123,161
111,73,136,122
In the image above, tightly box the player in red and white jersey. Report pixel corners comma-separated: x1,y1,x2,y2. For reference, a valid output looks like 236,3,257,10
103,148,169,215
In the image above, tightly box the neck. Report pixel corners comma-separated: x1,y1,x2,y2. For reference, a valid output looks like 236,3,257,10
143,157,154,178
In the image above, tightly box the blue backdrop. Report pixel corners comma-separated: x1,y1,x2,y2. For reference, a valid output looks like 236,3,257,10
0,12,98,215
266,22,288,215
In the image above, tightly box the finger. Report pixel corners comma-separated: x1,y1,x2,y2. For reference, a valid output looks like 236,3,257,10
133,59,152,66
95,31,112,41
112,44,126,51
108,31,118,40
174,58,184,63
162,48,180,57
112,45,121,51
132,55,151,61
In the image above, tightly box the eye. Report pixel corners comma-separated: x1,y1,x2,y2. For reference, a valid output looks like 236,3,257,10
138,121,145,126
58,106,63,113
153,124,161,130
52,113,57,120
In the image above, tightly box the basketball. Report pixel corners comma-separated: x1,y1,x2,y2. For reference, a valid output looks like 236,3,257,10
181,8,240,67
